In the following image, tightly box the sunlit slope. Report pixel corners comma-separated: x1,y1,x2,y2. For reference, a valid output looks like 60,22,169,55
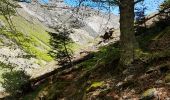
0,15,53,62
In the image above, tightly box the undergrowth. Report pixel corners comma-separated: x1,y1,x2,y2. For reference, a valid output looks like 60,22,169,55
78,43,120,70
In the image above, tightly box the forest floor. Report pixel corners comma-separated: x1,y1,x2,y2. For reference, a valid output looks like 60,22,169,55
20,26,170,100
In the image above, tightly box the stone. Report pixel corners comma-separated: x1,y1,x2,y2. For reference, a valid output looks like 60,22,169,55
123,69,129,75
146,67,156,74
155,80,164,84
116,82,124,87
124,75,134,81
165,82,170,85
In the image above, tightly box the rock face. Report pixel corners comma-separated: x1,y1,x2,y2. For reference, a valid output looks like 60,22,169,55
17,1,120,45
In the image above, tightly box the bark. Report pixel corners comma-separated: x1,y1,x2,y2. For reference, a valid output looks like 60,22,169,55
118,0,138,70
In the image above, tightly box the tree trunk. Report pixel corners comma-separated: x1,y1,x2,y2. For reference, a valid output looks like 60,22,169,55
118,0,138,70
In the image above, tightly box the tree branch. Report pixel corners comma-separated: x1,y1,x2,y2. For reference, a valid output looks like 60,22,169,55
134,0,144,4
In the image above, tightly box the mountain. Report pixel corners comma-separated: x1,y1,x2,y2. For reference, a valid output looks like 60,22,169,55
17,0,119,44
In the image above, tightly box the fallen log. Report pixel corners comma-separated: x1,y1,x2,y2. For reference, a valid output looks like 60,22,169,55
29,53,95,86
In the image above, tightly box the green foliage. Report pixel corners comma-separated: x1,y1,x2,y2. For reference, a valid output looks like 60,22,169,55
135,49,170,64
0,62,12,82
11,16,51,48
0,0,16,15
0,0,17,30
1,70,30,96
0,61,30,96
49,26,73,65
78,43,120,70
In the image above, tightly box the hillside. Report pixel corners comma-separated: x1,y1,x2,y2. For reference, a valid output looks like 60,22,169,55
0,0,120,96
0,0,170,99
22,16,170,100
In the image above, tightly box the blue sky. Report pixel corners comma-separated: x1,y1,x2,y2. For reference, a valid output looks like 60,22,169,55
40,0,164,15
39,0,49,4
141,0,164,14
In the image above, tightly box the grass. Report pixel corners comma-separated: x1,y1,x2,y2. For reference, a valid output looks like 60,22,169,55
0,15,53,62
78,43,120,70
0,29,53,62
11,16,50,47
0,15,83,61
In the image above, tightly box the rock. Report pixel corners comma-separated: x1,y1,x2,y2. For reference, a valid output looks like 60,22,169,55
165,73,170,83
124,75,134,81
17,2,120,45
116,82,124,87
130,89,136,93
140,88,157,100
122,95,131,99
146,67,156,74
165,82,170,85
123,69,129,75
155,80,164,84
91,90,101,96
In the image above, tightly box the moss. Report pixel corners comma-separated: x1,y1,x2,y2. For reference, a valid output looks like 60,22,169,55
135,49,151,61
141,88,156,99
11,16,50,47
86,81,104,92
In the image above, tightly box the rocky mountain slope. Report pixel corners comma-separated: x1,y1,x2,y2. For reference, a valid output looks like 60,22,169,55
18,0,119,44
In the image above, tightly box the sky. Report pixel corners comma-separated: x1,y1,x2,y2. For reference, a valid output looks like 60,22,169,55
40,0,165,15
